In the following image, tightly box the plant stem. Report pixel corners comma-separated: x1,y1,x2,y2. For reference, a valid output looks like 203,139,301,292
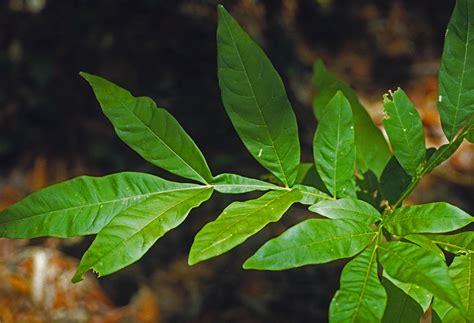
390,123,472,211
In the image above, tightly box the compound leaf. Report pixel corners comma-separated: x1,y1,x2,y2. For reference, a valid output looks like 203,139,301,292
0,172,199,238
243,219,375,270
313,91,356,198
383,202,472,236
217,5,300,187
329,245,387,323
438,0,474,140
378,241,465,315
309,198,381,225
188,189,301,265
211,173,281,194
73,187,212,282
312,60,391,177
81,72,212,184
383,88,425,176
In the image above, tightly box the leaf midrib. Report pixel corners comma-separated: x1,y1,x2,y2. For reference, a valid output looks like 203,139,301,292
449,1,471,138
195,190,296,257
115,97,208,183
86,188,210,274
258,230,375,261
0,185,200,225
221,14,290,186
351,246,379,322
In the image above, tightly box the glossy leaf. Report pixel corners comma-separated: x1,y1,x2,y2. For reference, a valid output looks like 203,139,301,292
423,232,474,254
81,73,212,183
312,60,391,177
309,198,381,225
381,277,424,323
243,219,375,270
313,91,356,198
378,241,465,315
383,271,432,312
403,234,445,259
292,184,331,205
217,5,300,187
0,172,199,238
433,254,474,322
383,88,425,176
438,0,474,140
188,189,302,265
329,245,387,323
73,187,212,282
380,156,412,205
211,173,281,194
383,202,473,236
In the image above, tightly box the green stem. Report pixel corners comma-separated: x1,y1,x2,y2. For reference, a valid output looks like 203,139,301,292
390,124,472,211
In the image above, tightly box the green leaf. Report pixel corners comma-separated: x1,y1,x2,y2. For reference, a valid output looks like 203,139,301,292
243,219,375,270
217,5,300,187
188,189,301,265
438,0,474,140
312,60,391,177
329,245,387,323
0,172,199,238
211,173,281,194
424,136,464,174
378,241,465,315
383,88,426,176
309,198,381,225
433,254,474,322
294,163,330,194
72,187,212,282
80,72,212,184
380,156,412,205
423,232,474,254
381,277,424,323
383,202,472,236
313,91,356,198
292,184,331,205
403,234,445,259
383,271,433,312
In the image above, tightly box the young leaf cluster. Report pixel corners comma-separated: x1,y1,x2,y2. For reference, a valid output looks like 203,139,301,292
0,2,473,322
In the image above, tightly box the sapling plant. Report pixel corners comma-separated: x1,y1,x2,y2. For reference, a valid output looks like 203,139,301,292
1,2,473,322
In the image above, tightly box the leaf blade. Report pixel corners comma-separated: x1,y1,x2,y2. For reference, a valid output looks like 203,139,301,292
243,219,375,270
329,245,387,323
73,187,212,282
211,173,281,194
433,254,474,322
383,202,472,236
312,60,391,177
188,189,301,265
438,0,474,140
313,91,356,198
383,88,426,176
0,172,199,238
378,241,465,315
309,198,381,225
81,72,212,183
217,5,300,186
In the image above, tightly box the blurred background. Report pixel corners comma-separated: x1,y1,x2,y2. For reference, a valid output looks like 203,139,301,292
0,0,472,322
